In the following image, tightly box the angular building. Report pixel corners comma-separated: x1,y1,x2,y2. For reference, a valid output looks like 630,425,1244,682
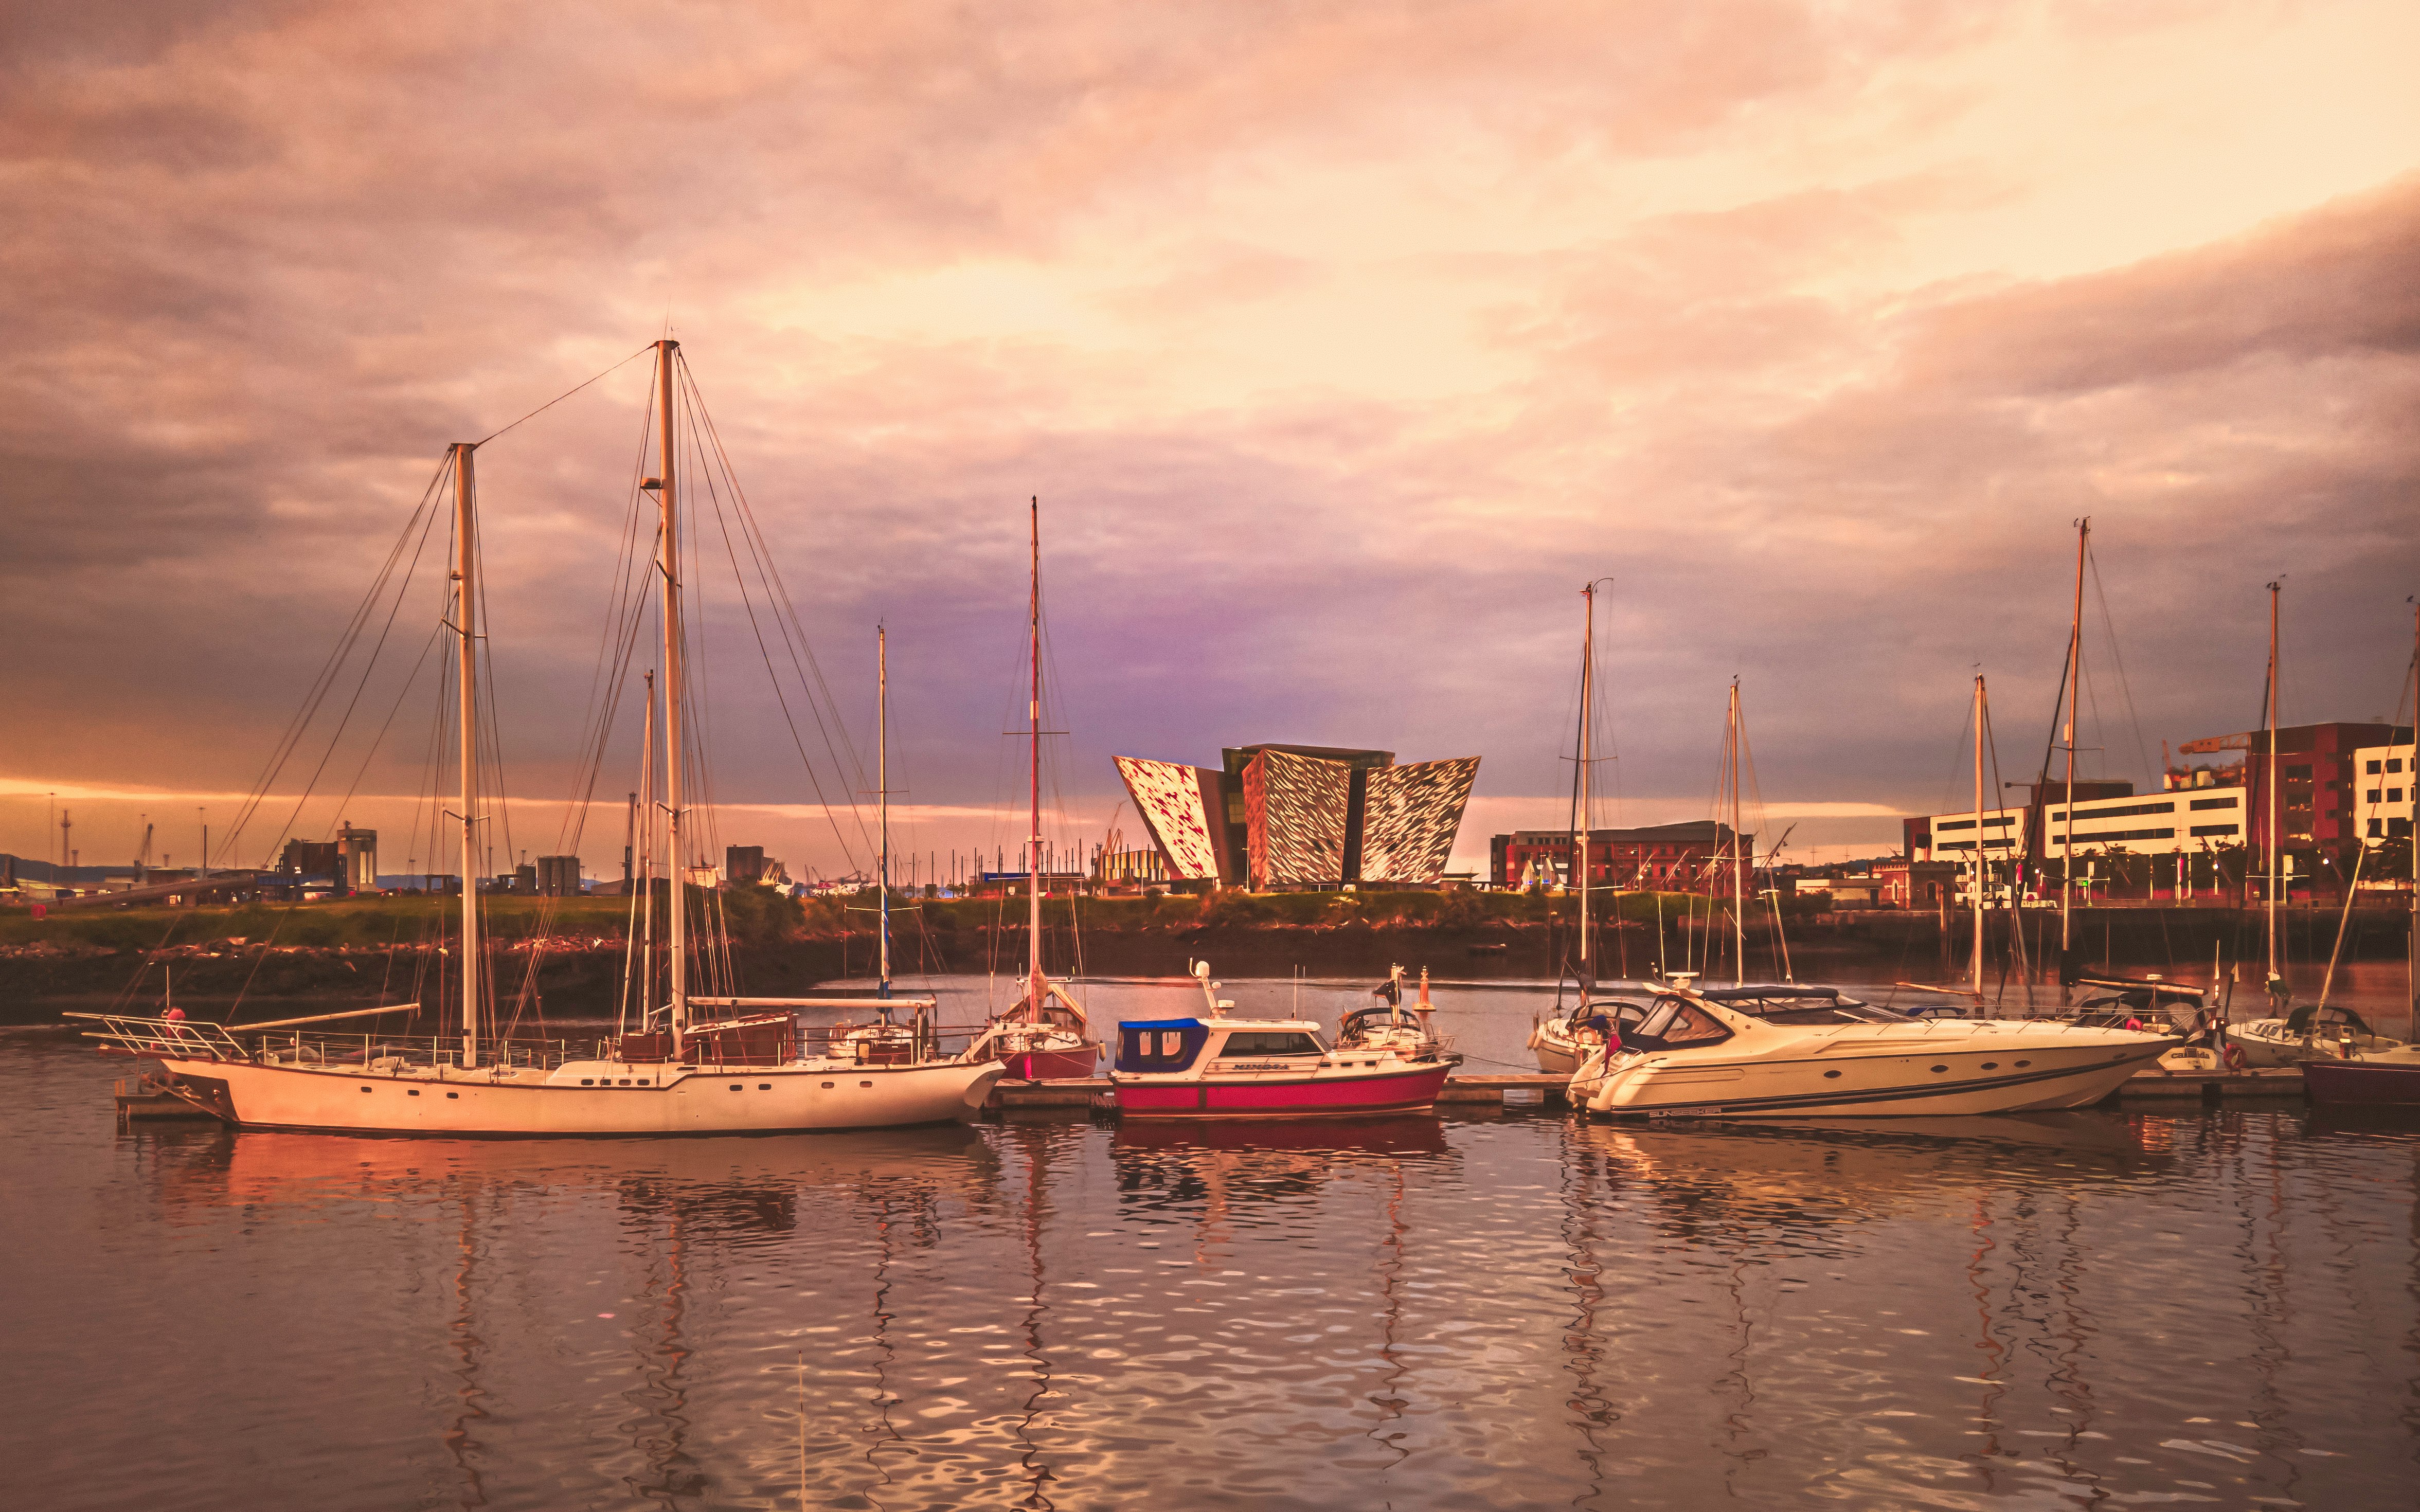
1115,743,1479,890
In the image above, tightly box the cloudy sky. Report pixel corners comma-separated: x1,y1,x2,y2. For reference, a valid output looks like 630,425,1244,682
6,1,2417,883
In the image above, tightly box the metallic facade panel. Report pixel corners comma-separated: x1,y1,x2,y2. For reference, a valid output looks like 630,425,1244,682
1360,757,1480,883
1114,756,1225,881
1244,748,1350,888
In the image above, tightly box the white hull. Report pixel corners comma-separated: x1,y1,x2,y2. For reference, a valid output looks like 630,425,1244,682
2225,1020,2405,1068
160,1055,1005,1136
1530,1023,1585,1077
1574,1027,2172,1118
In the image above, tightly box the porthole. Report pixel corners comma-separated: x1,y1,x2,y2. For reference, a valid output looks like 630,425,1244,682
821,1081,835,1089
408,1089,421,1097
758,1083,772,1091
1930,1065,1949,1073
446,1092,459,1100
729,1083,744,1091
1980,1062,1998,1070
360,1086,373,1093
581,1078,595,1086
619,1078,632,1086
638,1079,651,1086
859,1081,873,1088
1823,1069,1842,1079
2015,1060,2031,1068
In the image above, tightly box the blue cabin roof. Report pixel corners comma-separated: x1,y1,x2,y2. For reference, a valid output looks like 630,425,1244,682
1118,1018,1204,1031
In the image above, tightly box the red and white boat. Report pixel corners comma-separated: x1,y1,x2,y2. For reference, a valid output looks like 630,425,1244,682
1110,962,1453,1119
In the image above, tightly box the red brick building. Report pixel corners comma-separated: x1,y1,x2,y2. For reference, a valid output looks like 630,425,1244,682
1490,821,1751,892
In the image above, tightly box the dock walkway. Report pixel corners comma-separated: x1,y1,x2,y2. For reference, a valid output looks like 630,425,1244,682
984,1066,2312,1112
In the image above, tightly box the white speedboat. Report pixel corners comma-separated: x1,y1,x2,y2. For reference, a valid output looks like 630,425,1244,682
1568,985,2174,1117
2225,1004,2406,1067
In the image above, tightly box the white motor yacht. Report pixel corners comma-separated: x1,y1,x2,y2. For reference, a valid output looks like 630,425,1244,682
1569,984,2174,1118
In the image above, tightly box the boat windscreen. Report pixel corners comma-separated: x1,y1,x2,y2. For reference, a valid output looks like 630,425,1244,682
1709,993,1908,1025
1623,997,1735,1053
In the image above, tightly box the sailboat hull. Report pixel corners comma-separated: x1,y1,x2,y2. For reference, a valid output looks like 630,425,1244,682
155,1055,1005,1137
2302,1059,2420,1106
999,1046,1100,1082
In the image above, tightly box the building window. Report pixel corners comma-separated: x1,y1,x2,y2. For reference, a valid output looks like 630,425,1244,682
2371,789,2385,803
2393,788,2407,804
2373,818,2386,838
2285,765,2313,780
2370,760,2384,775
2392,759,2406,773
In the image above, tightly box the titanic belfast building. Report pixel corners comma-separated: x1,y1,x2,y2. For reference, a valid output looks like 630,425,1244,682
1114,744,1480,890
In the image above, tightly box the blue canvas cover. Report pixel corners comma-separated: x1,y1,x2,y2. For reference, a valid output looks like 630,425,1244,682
1116,1019,1210,1073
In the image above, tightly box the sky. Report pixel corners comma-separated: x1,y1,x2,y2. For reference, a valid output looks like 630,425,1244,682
5,0,2417,884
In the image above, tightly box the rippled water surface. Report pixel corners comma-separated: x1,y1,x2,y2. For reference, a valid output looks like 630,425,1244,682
10,979,2420,1510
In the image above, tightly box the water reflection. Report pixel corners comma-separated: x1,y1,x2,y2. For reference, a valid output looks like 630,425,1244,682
14,1020,2419,1512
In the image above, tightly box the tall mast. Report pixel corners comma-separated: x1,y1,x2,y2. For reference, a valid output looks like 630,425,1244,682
1027,496,1045,1017
655,339,688,1057
1973,674,1987,996
2266,580,2281,983
1729,679,1746,986
877,625,892,1007
1576,583,1593,995
452,441,481,1069
2061,518,2087,966
2408,600,2417,1025
639,672,655,1032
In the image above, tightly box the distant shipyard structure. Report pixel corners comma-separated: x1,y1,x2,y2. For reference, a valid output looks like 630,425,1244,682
1114,744,1480,890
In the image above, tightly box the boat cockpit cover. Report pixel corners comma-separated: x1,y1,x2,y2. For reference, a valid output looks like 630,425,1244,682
2285,1004,2376,1037
1116,1019,1209,1073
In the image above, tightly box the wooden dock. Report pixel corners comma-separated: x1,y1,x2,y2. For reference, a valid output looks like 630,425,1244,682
985,1067,2310,1113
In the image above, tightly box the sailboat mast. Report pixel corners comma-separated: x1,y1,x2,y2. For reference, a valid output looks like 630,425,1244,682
2409,600,2418,1027
2062,518,2086,961
878,626,892,1004
640,670,655,1030
1027,496,1045,1015
2266,580,2281,983
1576,583,1592,990
655,338,688,1057
1730,679,1746,986
1973,674,1987,996
452,441,480,1069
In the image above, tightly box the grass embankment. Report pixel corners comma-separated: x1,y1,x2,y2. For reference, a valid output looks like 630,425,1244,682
0,884,1797,955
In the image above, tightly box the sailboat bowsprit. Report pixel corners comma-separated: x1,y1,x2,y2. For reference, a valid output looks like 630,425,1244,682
79,339,1004,1133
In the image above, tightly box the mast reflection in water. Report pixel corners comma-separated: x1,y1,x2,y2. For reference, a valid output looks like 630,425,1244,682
11,1031,2420,1510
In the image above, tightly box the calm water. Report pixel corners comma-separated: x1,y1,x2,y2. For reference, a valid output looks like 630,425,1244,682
10,975,2420,1510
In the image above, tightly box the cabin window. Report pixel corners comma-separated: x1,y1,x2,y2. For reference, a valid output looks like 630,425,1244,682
446,1092,459,1099
408,1089,421,1096
759,1083,772,1091
1160,1032,1184,1056
1218,1032,1322,1057
859,1081,872,1088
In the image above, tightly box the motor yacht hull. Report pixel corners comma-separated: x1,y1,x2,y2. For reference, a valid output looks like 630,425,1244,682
155,1055,1005,1136
1115,1061,1451,1119
1574,1035,2171,1118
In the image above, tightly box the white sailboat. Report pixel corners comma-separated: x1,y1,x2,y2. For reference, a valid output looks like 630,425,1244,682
1529,579,1656,1073
80,340,1003,1133
962,499,1101,1082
